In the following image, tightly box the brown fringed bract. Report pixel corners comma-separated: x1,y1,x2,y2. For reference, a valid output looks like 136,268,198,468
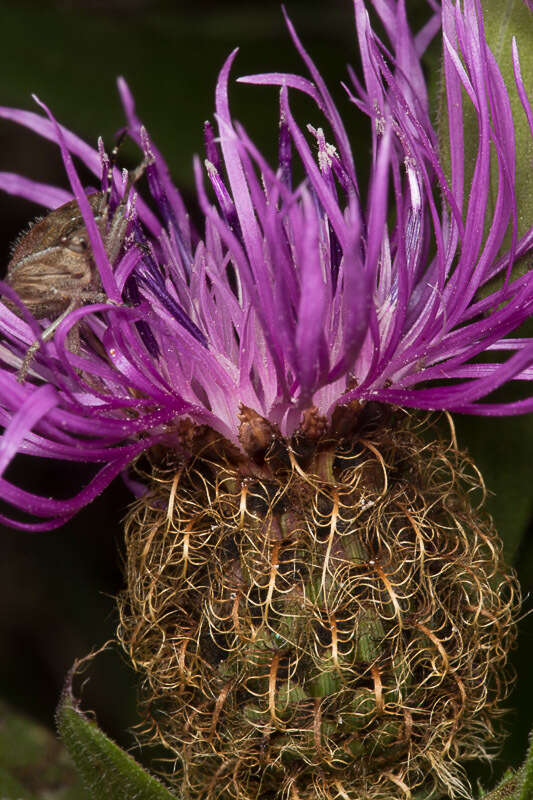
117,408,519,800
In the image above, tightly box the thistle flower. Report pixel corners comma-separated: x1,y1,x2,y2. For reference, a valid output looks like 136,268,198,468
0,1,530,798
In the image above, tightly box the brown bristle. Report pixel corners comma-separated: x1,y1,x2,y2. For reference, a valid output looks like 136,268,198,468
117,409,519,800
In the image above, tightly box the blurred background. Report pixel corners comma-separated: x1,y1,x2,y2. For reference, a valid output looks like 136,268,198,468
0,0,531,793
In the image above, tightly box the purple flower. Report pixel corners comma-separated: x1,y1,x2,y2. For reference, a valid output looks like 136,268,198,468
0,0,532,531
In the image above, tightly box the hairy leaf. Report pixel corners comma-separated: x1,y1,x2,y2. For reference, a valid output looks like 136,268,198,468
56,667,179,800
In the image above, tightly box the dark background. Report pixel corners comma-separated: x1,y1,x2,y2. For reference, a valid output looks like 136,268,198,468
0,0,532,792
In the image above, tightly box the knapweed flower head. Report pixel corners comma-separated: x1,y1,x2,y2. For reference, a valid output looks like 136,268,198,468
0,0,531,529
0,1,529,798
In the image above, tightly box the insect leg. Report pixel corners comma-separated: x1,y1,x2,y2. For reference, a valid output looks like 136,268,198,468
17,296,80,383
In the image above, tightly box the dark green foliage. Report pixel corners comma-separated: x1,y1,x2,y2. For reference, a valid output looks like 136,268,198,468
0,699,87,800
481,727,533,799
56,669,179,800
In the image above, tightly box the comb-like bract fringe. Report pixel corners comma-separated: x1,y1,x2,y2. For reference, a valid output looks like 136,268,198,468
117,407,519,800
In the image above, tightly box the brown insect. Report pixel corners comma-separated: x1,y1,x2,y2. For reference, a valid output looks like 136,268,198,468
5,168,140,381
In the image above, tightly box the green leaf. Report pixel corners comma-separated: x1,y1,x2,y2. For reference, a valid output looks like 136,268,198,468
480,726,533,799
517,726,533,800
0,699,88,800
481,770,520,799
56,664,179,800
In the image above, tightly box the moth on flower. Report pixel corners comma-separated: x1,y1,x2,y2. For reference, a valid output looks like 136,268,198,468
0,1,532,798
